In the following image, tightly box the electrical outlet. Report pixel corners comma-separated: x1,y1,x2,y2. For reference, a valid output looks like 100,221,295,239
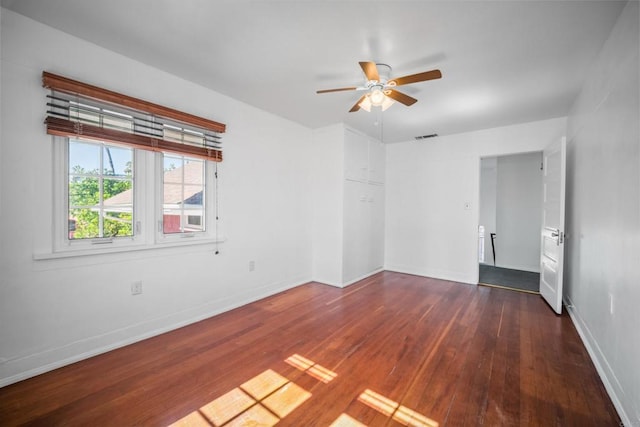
249,260,255,272
131,281,142,295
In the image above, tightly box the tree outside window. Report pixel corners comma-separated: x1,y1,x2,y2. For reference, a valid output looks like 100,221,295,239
68,140,134,239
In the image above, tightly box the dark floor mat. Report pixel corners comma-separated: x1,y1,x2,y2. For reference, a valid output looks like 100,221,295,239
479,264,540,293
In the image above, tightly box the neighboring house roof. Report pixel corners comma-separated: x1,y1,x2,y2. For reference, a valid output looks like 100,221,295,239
103,161,204,208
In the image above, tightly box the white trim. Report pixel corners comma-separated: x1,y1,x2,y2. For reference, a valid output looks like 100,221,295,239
341,268,384,288
39,137,223,259
564,295,630,427
154,153,217,243
0,275,310,388
52,137,145,253
314,268,384,288
384,264,477,285
33,236,226,260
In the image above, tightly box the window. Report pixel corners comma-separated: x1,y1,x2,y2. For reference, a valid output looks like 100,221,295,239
40,71,226,257
68,139,134,240
50,137,220,256
162,155,206,234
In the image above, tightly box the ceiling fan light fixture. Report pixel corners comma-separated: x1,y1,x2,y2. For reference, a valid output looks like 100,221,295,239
369,87,385,106
359,95,372,112
316,61,442,113
381,96,394,111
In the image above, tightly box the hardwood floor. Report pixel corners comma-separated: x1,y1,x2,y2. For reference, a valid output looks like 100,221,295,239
0,272,620,426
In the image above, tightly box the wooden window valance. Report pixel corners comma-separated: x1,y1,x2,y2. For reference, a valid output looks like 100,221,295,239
43,71,225,162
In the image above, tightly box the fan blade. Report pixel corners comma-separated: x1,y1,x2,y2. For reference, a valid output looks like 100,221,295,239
359,61,380,82
386,89,418,106
389,69,442,86
316,87,358,94
349,95,367,112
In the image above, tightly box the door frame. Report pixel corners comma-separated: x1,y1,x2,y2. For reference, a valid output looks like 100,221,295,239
475,150,544,286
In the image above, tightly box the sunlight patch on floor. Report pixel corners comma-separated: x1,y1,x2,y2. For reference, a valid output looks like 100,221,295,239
285,353,338,383
241,369,289,401
358,389,439,427
169,354,338,427
169,369,310,427
262,382,311,418
329,413,368,426
199,388,254,426
224,404,279,427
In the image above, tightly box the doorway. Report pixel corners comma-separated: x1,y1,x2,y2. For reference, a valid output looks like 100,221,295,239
479,152,543,293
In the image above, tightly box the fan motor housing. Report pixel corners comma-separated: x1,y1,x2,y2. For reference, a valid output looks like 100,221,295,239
375,63,392,84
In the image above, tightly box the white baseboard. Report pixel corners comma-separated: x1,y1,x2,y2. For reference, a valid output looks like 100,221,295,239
340,268,384,288
564,295,632,427
384,264,477,285
0,276,311,388
312,268,384,288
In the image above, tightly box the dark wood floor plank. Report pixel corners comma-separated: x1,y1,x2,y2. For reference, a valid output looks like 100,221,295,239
0,272,620,426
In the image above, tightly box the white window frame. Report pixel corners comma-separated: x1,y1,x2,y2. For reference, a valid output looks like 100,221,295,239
44,136,222,259
52,136,145,254
155,153,217,245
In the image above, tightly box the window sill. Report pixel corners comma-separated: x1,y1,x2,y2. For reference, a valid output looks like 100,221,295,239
33,236,226,261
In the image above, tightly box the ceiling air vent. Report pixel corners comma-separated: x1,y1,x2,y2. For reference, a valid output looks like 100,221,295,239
414,133,438,140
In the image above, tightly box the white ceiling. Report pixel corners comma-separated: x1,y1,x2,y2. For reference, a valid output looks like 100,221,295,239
1,0,627,142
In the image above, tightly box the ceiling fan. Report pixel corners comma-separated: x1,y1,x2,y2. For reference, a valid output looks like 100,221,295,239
316,61,442,112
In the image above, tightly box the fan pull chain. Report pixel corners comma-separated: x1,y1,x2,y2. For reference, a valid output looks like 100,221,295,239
379,107,384,144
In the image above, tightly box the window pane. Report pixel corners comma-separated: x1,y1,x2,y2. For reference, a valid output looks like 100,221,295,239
102,146,133,176
163,183,183,207
162,155,206,234
67,139,134,240
69,209,99,239
164,156,181,176
103,178,133,238
183,208,204,232
187,215,201,226
163,212,182,234
183,185,204,206
69,140,100,175
103,178,132,206
183,160,204,185
69,176,99,207
104,211,133,237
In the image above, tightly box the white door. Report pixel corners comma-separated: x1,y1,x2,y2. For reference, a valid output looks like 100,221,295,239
539,137,566,314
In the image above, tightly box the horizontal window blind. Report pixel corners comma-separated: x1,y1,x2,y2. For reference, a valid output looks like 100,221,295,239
43,72,225,162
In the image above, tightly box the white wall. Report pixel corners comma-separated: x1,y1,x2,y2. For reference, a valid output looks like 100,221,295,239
0,9,313,386
385,117,566,284
495,152,542,272
310,124,385,287
564,2,639,425
311,124,345,286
